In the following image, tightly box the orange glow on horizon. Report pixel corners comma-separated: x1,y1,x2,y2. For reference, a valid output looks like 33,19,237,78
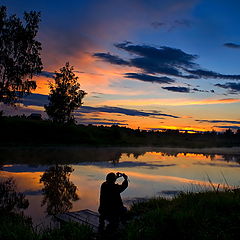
100,97,240,106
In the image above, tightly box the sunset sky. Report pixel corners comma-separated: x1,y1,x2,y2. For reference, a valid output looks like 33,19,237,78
2,0,240,132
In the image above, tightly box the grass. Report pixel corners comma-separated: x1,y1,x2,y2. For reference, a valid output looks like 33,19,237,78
123,189,240,240
39,222,94,240
0,211,95,240
0,211,37,240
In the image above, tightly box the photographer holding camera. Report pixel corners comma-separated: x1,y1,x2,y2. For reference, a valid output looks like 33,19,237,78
98,172,129,231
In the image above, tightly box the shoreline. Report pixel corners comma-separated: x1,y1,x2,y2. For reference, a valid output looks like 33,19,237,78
1,145,240,155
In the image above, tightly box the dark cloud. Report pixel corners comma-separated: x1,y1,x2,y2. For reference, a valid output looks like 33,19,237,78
151,21,165,29
94,42,240,81
223,43,240,49
196,120,240,124
79,121,128,126
162,86,190,93
174,19,192,27
151,19,192,31
39,71,55,79
94,42,198,78
191,88,214,93
75,117,128,126
215,82,240,93
115,42,197,71
23,190,43,196
93,52,130,66
74,70,85,74
3,165,48,173
75,117,127,123
22,93,48,106
78,106,180,118
214,125,240,130
125,73,175,84
186,69,240,80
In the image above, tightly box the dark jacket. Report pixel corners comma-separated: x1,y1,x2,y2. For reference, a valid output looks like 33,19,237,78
98,179,128,216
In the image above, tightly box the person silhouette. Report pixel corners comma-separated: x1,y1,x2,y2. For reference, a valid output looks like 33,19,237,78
98,172,128,231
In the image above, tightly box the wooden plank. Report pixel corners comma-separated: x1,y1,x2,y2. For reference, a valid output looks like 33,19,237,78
55,209,100,232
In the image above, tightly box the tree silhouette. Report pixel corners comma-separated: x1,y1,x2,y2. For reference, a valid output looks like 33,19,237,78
44,62,87,124
0,6,42,104
40,165,79,215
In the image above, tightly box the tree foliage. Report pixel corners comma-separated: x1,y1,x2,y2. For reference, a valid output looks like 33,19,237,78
45,62,87,123
0,6,42,104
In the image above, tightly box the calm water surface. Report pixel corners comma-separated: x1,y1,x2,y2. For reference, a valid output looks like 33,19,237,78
0,147,240,227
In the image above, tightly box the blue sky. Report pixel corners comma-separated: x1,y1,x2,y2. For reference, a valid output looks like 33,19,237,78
1,0,240,131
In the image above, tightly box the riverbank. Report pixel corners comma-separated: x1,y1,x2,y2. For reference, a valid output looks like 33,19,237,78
123,188,240,240
1,116,240,148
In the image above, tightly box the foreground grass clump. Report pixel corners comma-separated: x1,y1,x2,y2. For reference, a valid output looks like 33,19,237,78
0,212,95,240
125,190,240,240
40,222,94,240
0,212,36,240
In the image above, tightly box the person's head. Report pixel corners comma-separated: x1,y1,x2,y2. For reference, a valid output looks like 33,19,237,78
106,172,117,183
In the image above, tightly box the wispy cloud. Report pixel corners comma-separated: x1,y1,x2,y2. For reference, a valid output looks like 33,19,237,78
215,82,240,93
196,120,240,124
162,86,214,93
115,42,197,77
151,21,165,29
99,97,240,107
39,71,55,79
214,125,240,130
186,69,240,80
93,53,130,66
78,106,180,118
125,73,175,84
151,19,192,31
78,121,128,126
162,86,190,93
94,41,240,83
174,19,192,27
223,43,240,49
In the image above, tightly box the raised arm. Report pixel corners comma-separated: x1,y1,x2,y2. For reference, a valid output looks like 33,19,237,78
118,173,128,193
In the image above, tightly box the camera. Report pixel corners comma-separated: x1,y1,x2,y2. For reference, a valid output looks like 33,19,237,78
116,172,123,178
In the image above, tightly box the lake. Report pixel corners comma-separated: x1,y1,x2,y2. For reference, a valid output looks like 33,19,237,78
0,147,240,228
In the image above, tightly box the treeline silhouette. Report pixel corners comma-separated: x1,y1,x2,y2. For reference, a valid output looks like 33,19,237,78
1,115,240,147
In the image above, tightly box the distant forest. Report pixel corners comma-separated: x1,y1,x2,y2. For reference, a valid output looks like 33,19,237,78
1,115,240,148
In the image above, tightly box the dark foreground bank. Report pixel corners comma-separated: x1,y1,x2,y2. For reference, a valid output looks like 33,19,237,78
124,189,240,240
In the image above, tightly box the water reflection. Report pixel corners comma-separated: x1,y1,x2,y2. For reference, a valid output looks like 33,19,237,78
40,165,79,215
0,178,29,212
